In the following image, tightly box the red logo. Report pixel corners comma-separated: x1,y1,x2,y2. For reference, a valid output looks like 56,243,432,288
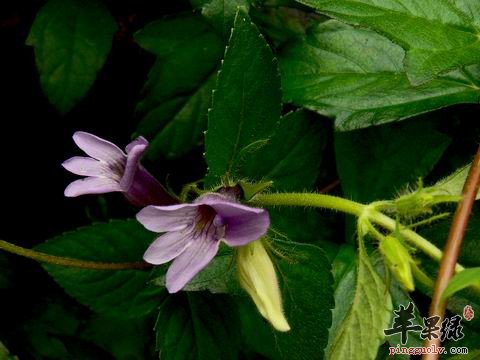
463,305,474,321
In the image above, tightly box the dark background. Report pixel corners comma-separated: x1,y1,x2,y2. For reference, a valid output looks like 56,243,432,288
0,1,195,358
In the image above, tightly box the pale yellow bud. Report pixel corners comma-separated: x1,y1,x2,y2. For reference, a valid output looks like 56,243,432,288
236,240,290,332
379,235,415,292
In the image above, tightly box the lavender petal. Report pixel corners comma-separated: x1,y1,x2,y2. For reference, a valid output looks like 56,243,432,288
197,193,266,217
73,131,125,163
64,177,121,197
223,209,270,246
197,194,270,246
165,236,220,293
62,156,104,177
143,231,193,265
125,136,148,154
119,143,148,191
136,204,197,232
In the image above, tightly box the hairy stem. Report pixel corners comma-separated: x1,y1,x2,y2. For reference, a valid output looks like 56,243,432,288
423,146,480,360
251,193,464,271
252,192,364,217
0,239,151,270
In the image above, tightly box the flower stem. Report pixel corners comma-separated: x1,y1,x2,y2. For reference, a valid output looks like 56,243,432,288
251,193,464,272
0,240,151,270
423,146,480,360
252,192,364,217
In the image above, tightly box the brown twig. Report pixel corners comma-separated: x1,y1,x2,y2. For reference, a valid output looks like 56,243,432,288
422,145,480,360
318,179,340,194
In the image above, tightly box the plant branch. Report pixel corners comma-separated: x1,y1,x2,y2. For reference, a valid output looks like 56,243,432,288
251,193,465,272
0,240,152,270
423,146,480,360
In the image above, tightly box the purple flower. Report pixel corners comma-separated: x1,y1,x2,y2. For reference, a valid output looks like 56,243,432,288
137,193,270,293
63,131,176,207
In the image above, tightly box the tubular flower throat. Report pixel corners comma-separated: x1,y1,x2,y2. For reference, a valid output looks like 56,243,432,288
136,193,270,293
62,131,175,207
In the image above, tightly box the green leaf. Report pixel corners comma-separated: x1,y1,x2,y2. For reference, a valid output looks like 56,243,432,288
241,241,334,360
147,74,217,159
35,220,163,318
192,0,251,37
250,5,315,46
335,117,451,203
297,0,480,84
269,207,340,262
0,342,17,360
134,14,224,159
442,268,480,300
22,300,105,359
242,110,327,191
326,246,392,360
280,20,480,130
155,293,240,360
421,204,480,269
373,256,423,350
433,164,480,200
26,0,116,113
82,315,151,360
205,11,282,186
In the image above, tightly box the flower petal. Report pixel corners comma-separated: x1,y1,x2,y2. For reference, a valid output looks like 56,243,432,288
119,143,148,191
125,136,148,154
143,231,193,265
62,156,104,176
73,131,125,163
136,204,198,232
223,209,270,246
197,193,266,217
197,194,270,246
165,236,220,293
64,177,121,197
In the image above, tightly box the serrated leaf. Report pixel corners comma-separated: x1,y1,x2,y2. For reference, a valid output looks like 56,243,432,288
155,293,240,360
147,74,217,159
192,0,251,37
297,0,480,84
134,14,224,159
26,0,116,113
205,11,281,186
242,110,327,191
280,20,480,131
35,220,163,318
433,164,480,200
326,245,392,360
240,241,334,360
442,268,480,301
335,117,451,203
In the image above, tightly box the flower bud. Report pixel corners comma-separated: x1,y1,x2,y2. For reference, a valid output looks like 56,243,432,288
379,235,415,291
236,240,290,332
